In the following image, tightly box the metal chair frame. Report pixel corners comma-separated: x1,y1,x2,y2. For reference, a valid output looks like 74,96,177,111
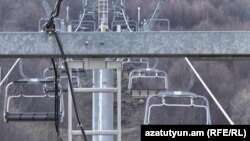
144,91,211,125
4,79,64,122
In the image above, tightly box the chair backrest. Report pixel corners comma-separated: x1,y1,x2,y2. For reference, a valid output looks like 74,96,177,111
144,91,211,125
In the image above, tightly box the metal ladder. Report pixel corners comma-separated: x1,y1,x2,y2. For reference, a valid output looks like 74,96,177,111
111,3,137,32
70,0,96,32
67,59,122,141
98,0,109,30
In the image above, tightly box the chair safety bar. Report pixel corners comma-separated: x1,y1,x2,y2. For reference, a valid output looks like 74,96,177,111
144,91,211,125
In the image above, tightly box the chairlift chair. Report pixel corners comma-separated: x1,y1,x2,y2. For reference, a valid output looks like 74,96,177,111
83,10,96,21
143,91,211,125
128,68,168,98
144,18,170,31
111,10,137,31
121,58,149,77
4,78,64,122
111,20,137,31
111,1,137,32
70,4,96,32
43,66,81,93
128,58,168,98
70,20,96,32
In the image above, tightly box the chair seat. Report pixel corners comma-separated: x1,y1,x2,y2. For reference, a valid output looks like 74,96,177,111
5,112,60,121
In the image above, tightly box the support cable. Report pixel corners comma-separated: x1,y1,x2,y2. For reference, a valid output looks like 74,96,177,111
184,57,235,125
120,1,132,32
147,0,166,31
0,59,20,87
44,0,88,141
54,31,88,141
75,9,86,32
74,0,87,32
51,58,62,141
121,9,132,32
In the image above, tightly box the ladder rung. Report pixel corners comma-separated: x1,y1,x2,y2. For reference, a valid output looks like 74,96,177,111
72,130,118,135
5,112,58,121
74,88,118,93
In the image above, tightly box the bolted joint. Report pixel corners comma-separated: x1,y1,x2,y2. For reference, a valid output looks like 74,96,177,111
43,20,56,34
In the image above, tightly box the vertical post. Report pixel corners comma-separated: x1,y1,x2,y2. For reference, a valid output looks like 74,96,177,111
0,67,1,90
116,17,122,141
93,69,114,141
68,68,73,141
61,20,66,32
66,7,70,27
66,7,73,32
117,25,121,32
0,67,1,83
117,67,122,141
137,7,140,30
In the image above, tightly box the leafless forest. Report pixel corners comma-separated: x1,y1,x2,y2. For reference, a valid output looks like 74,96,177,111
1,0,250,141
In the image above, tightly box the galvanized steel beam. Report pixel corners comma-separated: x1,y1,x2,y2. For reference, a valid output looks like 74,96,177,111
0,32,250,57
